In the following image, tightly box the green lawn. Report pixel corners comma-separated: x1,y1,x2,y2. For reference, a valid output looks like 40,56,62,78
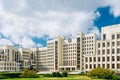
2,75,103,80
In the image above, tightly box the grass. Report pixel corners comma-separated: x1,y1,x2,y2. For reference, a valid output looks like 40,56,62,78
2,75,103,80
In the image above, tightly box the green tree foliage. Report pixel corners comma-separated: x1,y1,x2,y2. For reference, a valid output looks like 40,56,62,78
87,67,114,79
43,72,68,77
43,74,52,77
0,75,9,79
0,73,21,78
52,72,61,77
61,72,68,77
112,74,120,80
20,70,39,78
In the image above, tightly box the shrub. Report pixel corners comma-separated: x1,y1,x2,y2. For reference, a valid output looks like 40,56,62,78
52,72,61,77
61,72,68,77
111,74,120,80
56,72,62,77
0,75,9,79
20,70,39,78
43,74,52,77
43,72,68,77
0,73,21,78
87,67,114,79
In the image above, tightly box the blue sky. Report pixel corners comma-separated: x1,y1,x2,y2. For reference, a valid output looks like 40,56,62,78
94,6,120,31
0,0,120,48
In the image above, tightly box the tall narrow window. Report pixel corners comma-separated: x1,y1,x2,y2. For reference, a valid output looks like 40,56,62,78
102,43,105,47
112,42,115,47
102,57,105,61
107,49,110,54
107,42,110,47
102,50,105,55
98,57,100,62
112,34,115,40
117,41,120,46
112,56,115,61
98,43,100,48
103,34,106,40
117,34,120,39
98,50,100,55
112,49,115,54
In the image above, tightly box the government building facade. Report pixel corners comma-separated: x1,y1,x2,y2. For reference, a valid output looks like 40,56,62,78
0,24,120,73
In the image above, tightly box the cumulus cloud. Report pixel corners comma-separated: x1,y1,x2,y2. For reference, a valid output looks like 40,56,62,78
1,0,28,13
88,27,101,38
0,0,120,48
21,36,36,48
0,38,13,45
107,0,120,17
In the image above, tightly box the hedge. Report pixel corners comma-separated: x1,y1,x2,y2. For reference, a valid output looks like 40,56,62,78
43,72,68,77
0,72,21,78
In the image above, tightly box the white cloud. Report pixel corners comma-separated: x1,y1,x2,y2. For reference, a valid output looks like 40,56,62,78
95,11,101,18
0,0,120,48
107,0,120,17
21,36,35,48
88,27,101,38
0,38,13,45
1,0,28,13
0,10,97,39
36,43,43,48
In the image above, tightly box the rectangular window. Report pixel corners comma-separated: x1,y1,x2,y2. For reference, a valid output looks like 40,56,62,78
102,64,105,68
117,41,120,46
107,49,110,54
86,58,88,62
117,34,120,39
94,57,96,62
103,34,106,40
98,57,100,62
107,42,110,47
112,42,115,47
102,57,105,62
117,56,120,61
90,57,92,62
117,64,120,69
86,64,88,69
77,38,80,42
112,64,115,68
98,50,100,55
112,34,115,40
94,64,96,68
117,48,120,53
90,64,92,69
102,43,105,47
98,43,100,48
102,50,105,55
112,56,115,61
112,49,115,54
107,56,110,61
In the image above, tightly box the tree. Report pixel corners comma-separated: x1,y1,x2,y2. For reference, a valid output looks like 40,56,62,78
87,67,114,79
20,70,39,78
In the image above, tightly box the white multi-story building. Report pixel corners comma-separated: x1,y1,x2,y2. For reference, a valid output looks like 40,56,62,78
0,46,34,72
84,24,120,72
0,24,120,73
19,48,32,69
0,45,20,72
32,47,47,71
59,39,77,71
